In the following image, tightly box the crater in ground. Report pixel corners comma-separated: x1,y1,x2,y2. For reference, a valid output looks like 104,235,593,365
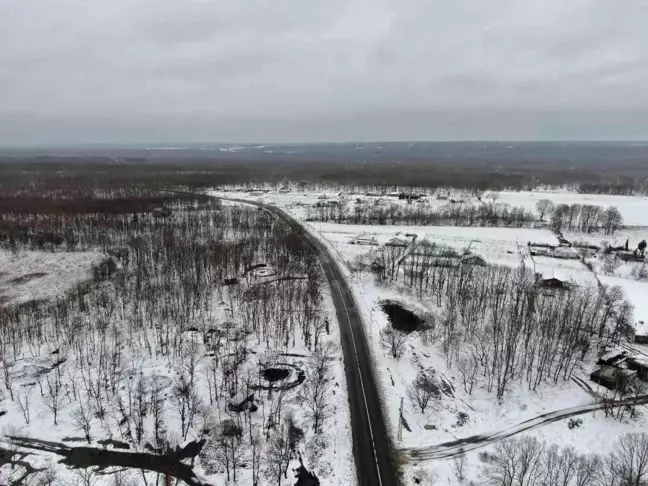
255,362,306,390
263,367,291,382
381,300,424,333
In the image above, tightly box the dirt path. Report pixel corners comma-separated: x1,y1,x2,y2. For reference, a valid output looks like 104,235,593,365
399,394,648,462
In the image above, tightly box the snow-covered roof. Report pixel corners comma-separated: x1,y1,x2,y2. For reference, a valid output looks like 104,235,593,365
634,320,648,337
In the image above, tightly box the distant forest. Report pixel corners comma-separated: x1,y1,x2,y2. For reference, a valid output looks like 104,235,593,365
1,142,648,195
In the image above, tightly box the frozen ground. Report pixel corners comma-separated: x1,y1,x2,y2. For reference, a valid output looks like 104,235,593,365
0,206,354,486
598,275,648,332
495,190,648,227
565,227,648,249
210,188,648,484
0,249,104,305
0,281,354,486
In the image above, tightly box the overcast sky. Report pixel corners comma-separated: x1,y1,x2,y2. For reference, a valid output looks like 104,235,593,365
1,0,647,145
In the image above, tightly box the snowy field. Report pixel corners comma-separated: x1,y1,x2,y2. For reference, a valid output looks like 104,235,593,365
0,249,104,304
598,275,648,329
496,190,648,227
565,226,648,249
306,221,559,270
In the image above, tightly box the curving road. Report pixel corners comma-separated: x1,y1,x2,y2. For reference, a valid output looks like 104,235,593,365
219,196,400,486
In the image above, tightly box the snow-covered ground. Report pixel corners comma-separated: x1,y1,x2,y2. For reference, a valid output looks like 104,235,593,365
496,190,648,227
0,278,354,486
0,249,104,304
211,188,648,485
0,205,354,486
598,275,648,333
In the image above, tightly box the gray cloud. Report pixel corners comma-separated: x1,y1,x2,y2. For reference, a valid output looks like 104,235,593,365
1,0,647,144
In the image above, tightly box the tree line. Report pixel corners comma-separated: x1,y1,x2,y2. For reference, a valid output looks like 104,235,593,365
475,433,648,486
306,200,536,227
365,243,633,401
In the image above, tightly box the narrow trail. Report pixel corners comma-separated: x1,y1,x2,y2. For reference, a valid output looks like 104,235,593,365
399,394,648,462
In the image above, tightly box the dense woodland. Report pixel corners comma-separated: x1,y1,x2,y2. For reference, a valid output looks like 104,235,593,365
0,192,337,485
2,149,648,195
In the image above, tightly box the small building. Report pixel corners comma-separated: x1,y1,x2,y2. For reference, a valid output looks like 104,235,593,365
398,192,421,201
633,321,648,344
385,236,410,248
590,366,636,392
461,255,487,267
539,277,567,289
535,271,572,290
626,357,648,379
152,207,172,218
350,235,378,246
228,393,256,413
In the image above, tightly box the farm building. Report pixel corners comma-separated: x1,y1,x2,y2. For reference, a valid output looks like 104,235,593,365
590,366,636,392
398,192,421,201
633,321,648,344
350,235,378,246
152,207,172,217
535,271,573,290
461,255,487,267
539,277,568,289
626,357,648,379
385,236,410,248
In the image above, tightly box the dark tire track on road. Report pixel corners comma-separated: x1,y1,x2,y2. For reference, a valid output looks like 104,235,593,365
400,394,648,462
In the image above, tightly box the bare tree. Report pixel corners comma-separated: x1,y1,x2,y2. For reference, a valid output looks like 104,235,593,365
536,199,555,222
250,426,263,486
380,326,408,359
149,374,166,449
16,386,33,424
457,352,479,395
607,432,648,485
42,368,65,426
480,437,544,486
2,358,14,401
602,255,620,275
200,426,244,483
265,424,293,486
27,461,59,486
407,373,438,413
71,402,93,443
300,346,333,433
72,468,99,486
452,454,468,484
602,206,623,235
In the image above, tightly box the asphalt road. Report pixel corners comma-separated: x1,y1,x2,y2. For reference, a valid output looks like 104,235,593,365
220,197,400,486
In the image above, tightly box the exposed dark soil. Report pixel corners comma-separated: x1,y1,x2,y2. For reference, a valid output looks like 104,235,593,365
263,367,291,381
254,363,306,390
6,437,209,486
381,301,424,333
